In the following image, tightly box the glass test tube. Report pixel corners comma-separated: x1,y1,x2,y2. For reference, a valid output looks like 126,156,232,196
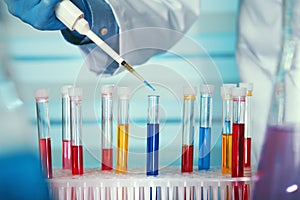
61,85,72,170
181,87,196,173
34,89,53,179
231,87,246,178
147,95,160,176
101,85,114,171
116,87,130,174
69,87,84,175
221,86,233,174
239,83,253,176
198,84,214,170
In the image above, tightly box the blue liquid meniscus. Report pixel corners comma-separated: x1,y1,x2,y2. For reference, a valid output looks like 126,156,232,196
198,127,211,170
147,123,159,176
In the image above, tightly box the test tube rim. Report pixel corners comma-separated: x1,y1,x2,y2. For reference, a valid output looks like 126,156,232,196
223,83,237,88
220,86,233,97
232,87,247,97
239,82,254,91
61,85,73,96
183,86,197,96
148,95,160,98
101,84,114,96
117,86,131,99
68,87,83,99
200,84,215,94
34,89,49,100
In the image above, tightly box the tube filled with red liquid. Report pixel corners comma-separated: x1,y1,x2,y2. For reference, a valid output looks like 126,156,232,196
101,85,114,171
34,89,53,179
61,85,72,170
231,87,246,178
181,86,196,173
69,87,84,175
239,82,253,176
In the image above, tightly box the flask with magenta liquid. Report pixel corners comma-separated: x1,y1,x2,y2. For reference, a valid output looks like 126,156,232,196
61,85,72,170
198,84,214,170
147,95,160,176
34,89,53,179
181,86,197,173
101,85,114,171
69,87,84,175
116,87,130,174
252,0,300,198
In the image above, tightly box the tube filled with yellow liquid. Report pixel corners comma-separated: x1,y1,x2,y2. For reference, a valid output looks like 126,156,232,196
116,87,130,173
221,85,234,174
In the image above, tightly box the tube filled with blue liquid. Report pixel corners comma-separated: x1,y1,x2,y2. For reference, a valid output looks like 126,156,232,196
198,84,214,170
147,95,160,176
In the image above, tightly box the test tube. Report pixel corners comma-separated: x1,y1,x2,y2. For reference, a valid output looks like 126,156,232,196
61,85,72,170
239,83,253,176
181,86,197,173
198,84,214,170
116,87,130,174
147,95,160,176
101,85,114,171
221,86,233,174
34,89,53,179
231,87,246,178
69,87,84,175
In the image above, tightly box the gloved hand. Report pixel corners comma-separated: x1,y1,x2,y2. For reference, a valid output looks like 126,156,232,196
4,0,66,30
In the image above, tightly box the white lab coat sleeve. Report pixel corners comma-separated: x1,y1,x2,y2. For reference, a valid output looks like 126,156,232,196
79,0,200,75
236,0,300,166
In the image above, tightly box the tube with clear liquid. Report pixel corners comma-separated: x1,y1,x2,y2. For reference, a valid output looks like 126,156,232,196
147,95,160,176
101,85,114,171
69,87,84,175
181,87,196,173
34,89,53,179
239,82,253,176
198,84,214,170
61,85,72,170
116,87,130,174
221,85,233,175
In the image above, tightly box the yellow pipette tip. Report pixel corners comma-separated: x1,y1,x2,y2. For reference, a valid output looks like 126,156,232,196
144,81,155,91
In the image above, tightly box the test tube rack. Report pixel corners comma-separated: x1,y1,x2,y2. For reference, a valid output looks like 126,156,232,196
50,167,252,200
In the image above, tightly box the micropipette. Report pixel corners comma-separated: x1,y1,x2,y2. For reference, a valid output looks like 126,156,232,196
55,0,155,91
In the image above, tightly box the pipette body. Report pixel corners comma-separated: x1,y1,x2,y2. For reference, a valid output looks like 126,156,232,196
55,0,155,91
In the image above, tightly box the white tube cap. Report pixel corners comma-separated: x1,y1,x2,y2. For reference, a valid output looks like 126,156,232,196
101,85,114,95
200,84,214,94
117,87,131,99
232,87,247,97
220,86,232,97
183,86,197,96
34,89,49,99
68,87,83,98
223,83,237,88
61,85,72,96
239,82,254,91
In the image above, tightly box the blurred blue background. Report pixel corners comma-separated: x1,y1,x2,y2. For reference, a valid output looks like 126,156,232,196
0,0,240,169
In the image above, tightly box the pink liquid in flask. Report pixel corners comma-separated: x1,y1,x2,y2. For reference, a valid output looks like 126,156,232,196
253,124,300,199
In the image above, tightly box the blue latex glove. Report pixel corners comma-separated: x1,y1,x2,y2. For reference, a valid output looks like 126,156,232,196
4,0,66,30
0,152,50,200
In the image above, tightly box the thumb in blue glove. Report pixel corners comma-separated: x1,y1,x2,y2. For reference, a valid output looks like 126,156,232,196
4,0,66,30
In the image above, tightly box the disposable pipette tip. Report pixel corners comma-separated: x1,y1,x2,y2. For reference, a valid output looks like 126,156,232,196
144,81,155,91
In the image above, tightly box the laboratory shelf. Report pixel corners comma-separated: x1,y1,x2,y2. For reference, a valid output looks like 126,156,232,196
50,167,252,200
